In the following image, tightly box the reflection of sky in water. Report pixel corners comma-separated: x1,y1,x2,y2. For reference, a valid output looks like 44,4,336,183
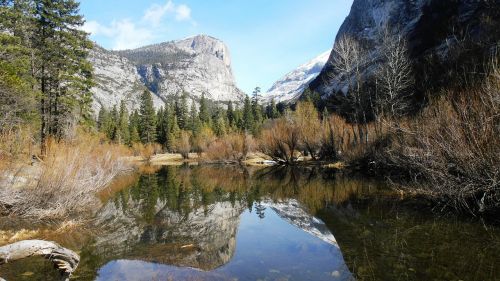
96,205,352,281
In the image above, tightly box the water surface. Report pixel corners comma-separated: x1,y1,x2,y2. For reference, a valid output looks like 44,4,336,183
0,165,499,281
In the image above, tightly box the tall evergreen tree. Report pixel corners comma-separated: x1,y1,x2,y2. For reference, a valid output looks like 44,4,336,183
129,110,140,144
175,92,188,130
243,96,254,132
139,90,157,143
267,99,279,119
198,92,210,124
227,101,235,127
97,107,109,133
0,0,37,131
110,105,119,140
32,0,93,154
118,100,130,144
168,115,180,151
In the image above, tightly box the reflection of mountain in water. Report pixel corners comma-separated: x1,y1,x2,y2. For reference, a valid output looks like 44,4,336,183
265,199,338,247
92,169,247,271
80,165,369,279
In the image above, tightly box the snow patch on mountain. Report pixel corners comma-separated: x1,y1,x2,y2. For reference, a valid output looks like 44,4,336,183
263,50,331,104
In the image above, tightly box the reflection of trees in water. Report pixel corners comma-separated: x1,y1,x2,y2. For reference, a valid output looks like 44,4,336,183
255,202,266,219
108,165,387,221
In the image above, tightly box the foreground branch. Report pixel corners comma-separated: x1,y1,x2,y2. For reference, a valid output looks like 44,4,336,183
0,240,79,280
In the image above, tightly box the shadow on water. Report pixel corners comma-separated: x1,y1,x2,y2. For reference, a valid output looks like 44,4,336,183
1,164,499,280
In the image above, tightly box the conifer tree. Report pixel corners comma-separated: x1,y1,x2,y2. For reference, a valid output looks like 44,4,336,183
32,0,93,154
213,108,227,137
110,105,119,141
267,99,279,119
129,109,140,144
139,90,157,143
175,93,188,130
97,107,110,133
168,115,181,151
227,101,235,127
118,100,130,144
243,96,254,131
198,93,210,124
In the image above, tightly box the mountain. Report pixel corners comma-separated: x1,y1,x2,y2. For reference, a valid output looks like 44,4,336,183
308,0,500,100
89,35,245,111
264,199,339,247
263,50,331,104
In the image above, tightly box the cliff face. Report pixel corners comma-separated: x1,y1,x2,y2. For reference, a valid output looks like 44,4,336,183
309,0,500,99
89,35,245,112
93,198,245,271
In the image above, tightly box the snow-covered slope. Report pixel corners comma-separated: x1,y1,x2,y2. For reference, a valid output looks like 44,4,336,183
263,50,331,104
89,35,245,112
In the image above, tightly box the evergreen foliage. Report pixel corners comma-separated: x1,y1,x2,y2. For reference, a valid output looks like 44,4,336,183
139,90,157,143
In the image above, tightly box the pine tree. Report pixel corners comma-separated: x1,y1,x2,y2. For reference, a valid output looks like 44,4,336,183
97,107,109,133
118,100,130,144
139,90,157,143
243,96,254,132
198,93,210,124
175,92,188,130
129,110,140,144
0,1,37,131
189,100,197,130
227,101,235,127
32,0,93,154
251,87,263,134
267,99,279,119
168,115,180,151
213,108,227,137
110,105,119,141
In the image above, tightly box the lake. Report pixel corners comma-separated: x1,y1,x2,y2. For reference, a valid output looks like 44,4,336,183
1,165,499,281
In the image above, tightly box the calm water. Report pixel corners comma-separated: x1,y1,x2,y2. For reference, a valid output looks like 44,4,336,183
1,165,499,281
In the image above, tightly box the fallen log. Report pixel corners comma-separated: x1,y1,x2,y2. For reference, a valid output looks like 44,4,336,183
0,240,79,281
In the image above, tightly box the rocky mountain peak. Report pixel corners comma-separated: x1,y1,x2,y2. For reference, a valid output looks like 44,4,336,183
89,34,245,112
308,0,499,99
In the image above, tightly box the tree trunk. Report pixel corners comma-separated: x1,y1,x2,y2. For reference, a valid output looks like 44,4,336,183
0,240,79,281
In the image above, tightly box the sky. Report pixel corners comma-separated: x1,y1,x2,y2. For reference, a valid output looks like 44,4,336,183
79,0,353,94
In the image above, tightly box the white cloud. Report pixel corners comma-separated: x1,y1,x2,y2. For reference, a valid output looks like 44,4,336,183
82,1,194,50
143,1,192,26
83,19,154,50
175,4,191,21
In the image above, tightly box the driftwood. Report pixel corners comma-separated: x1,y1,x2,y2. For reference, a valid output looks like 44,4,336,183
0,240,79,281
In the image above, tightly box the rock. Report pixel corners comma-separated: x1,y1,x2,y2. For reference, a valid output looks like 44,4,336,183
263,50,331,104
90,35,245,113
308,0,500,99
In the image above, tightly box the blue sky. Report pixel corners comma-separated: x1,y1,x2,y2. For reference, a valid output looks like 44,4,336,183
80,0,353,94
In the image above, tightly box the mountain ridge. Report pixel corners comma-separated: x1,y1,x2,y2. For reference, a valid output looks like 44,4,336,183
89,34,245,112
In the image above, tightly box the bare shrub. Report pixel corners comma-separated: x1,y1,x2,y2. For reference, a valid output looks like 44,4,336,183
320,114,381,161
260,115,300,163
386,59,500,213
175,131,191,159
191,125,216,156
0,134,132,219
204,133,255,162
295,101,322,160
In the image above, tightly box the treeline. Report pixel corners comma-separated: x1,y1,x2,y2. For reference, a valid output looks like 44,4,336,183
0,0,93,156
96,88,288,160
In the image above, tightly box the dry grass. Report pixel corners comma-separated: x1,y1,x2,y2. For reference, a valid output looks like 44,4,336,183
0,133,133,219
